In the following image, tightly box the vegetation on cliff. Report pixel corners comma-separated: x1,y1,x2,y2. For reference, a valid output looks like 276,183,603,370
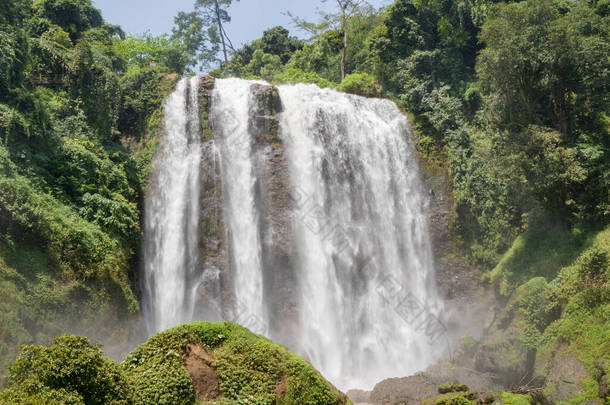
0,0,180,376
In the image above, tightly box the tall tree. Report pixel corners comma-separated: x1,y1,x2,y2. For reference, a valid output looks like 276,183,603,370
194,0,238,67
172,11,217,70
324,0,365,80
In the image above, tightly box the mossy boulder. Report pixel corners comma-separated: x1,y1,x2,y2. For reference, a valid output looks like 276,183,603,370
122,321,351,405
422,390,542,405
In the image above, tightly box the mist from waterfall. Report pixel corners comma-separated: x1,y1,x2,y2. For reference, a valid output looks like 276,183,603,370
142,77,445,390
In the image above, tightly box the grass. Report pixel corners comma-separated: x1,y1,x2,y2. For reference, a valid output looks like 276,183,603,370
489,218,591,297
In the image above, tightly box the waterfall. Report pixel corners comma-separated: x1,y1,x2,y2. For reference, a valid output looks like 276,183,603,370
142,76,202,332
210,79,266,333
279,84,442,389
143,77,445,390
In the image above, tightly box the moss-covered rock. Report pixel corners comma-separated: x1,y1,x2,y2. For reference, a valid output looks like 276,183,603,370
122,321,350,405
250,83,283,145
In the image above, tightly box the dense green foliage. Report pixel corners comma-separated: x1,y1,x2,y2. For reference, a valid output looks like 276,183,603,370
0,0,180,378
0,323,349,405
470,225,610,402
0,335,132,405
0,0,608,402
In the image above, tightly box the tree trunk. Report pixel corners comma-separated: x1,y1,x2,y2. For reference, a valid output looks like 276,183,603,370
341,20,347,81
339,3,347,81
214,0,228,66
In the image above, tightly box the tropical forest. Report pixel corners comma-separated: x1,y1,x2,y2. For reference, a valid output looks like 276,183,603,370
0,0,608,404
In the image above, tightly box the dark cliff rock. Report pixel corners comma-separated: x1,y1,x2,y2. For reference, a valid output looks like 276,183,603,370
249,83,300,343
417,139,496,362
196,79,298,340
195,75,228,320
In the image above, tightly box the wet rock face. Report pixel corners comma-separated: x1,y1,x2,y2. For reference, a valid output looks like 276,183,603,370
195,75,227,320
347,389,371,404
248,83,299,343
195,78,298,339
544,345,590,402
250,84,283,145
418,149,494,356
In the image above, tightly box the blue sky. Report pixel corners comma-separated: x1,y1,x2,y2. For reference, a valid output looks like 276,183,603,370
92,0,393,46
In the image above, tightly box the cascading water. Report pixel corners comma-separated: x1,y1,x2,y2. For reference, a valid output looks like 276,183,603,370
210,79,266,333
279,84,443,389
143,77,445,390
143,76,203,332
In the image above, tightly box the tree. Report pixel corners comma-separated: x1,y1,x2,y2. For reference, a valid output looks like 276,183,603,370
113,32,191,74
324,0,366,80
193,0,238,67
260,26,302,64
172,11,217,71
31,0,103,42
477,0,609,138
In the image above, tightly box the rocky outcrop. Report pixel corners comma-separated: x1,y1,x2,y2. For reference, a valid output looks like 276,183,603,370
368,363,501,405
347,389,371,404
196,78,299,340
543,345,591,403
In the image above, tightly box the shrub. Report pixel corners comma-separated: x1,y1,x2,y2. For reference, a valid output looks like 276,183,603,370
1,335,132,405
275,68,335,89
337,73,382,98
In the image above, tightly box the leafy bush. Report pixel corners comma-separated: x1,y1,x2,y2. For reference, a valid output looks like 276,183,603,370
274,68,335,89
0,335,132,405
337,73,382,98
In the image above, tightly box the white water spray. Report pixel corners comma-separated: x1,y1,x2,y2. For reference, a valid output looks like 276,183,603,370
209,79,266,332
142,76,202,332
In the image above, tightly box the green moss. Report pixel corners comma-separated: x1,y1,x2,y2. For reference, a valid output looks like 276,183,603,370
122,322,349,405
438,382,469,394
500,392,532,405
202,209,219,238
199,93,213,142
490,226,610,402
422,392,475,405
490,220,588,297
